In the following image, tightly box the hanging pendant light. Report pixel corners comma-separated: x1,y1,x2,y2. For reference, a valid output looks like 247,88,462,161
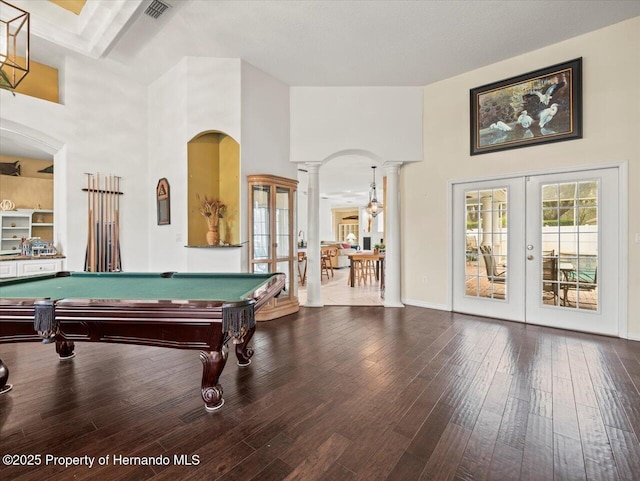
0,1,30,91
366,166,383,218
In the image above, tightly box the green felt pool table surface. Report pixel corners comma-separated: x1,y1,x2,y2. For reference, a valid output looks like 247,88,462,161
0,271,278,302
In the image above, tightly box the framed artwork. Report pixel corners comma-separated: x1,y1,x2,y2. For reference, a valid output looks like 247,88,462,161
470,58,582,155
156,178,170,225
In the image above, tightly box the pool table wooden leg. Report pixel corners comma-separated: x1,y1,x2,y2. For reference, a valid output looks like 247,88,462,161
0,359,12,394
56,340,76,360
200,349,228,411
235,325,256,367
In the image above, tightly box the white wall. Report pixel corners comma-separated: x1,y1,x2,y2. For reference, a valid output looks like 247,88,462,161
401,17,640,336
147,59,189,272
147,58,242,272
290,87,423,253
291,87,423,163
147,58,294,273
241,61,297,269
1,54,149,272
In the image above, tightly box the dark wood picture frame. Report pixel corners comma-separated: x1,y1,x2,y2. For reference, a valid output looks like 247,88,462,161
156,178,170,225
470,58,582,155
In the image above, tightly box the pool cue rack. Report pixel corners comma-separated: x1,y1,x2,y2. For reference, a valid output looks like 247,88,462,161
83,173,123,272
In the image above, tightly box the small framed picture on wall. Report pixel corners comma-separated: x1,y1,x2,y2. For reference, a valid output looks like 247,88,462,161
156,178,170,225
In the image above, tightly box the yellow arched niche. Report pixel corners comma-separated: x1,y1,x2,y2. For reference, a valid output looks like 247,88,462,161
187,132,240,246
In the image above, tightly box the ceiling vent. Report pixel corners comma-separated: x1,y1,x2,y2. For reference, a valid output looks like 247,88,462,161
144,0,171,19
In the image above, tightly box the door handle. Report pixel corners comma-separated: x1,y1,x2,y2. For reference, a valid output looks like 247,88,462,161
527,255,534,260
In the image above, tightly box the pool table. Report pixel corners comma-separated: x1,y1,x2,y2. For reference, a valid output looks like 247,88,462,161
0,271,285,411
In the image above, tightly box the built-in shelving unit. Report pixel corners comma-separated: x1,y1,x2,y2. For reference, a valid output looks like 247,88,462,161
0,209,54,255
338,223,358,244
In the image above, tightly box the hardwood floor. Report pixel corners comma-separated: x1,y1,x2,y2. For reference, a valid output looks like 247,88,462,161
1,306,639,480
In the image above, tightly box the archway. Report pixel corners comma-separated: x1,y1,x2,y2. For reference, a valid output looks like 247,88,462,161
299,150,402,308
0,120,66,257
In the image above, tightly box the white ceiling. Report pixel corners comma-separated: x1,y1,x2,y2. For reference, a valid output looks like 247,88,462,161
4,0,640,205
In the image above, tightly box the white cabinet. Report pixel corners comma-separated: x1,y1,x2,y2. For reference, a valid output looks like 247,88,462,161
0,262,17,278
17,258,64,276
0,257,64,278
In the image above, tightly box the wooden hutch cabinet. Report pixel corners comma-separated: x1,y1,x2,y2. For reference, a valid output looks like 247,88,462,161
247,174,299,320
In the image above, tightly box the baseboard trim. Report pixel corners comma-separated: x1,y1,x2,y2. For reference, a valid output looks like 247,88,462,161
626,333,640,342
402,299,450,311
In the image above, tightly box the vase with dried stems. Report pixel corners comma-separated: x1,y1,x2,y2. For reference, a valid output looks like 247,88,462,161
198,196,226,246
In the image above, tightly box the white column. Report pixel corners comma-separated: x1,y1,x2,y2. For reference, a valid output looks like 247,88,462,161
383,161,403,307
304,162,323,307
480,195,492,246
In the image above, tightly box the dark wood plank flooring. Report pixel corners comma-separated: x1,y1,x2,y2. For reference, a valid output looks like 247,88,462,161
1,306,640,480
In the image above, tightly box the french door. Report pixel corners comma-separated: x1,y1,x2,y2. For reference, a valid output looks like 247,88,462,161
452,167,620,336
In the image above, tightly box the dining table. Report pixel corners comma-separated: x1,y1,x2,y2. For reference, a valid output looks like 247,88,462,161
347,251,385,292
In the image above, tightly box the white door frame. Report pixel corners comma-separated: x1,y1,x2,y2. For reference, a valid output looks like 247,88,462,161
447,161,628,338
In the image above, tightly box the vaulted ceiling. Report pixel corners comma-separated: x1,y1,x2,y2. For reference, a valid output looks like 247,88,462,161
5,0,640,205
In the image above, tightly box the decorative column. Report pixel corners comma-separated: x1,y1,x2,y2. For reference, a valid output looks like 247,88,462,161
304,162,323,307
383,162,403,307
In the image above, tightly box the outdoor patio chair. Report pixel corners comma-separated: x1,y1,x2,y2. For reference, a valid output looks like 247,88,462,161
542,250,559,304
479,245,506,282
561,259,597,306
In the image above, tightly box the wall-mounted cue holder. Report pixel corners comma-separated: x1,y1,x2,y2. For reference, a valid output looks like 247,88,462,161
83,173,123,273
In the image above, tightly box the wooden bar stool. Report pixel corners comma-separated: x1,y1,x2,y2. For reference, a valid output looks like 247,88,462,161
362,259,375,285
321,248,332,280
297,251,307,285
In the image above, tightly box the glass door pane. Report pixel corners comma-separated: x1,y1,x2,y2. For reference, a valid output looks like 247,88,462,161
464,187,508,301
252,185,270,260
540,180,598,310
276,260,291,299
275,187,290,259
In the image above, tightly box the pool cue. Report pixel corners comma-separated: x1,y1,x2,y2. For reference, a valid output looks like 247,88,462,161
106,174,111,271
85,173,91,271
109,174,114,271
104,174,109,271
110,174,115,271
102,174,107,272
92,174,97,271
89,174,96,271
98,173,104,272
114,176,121,271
